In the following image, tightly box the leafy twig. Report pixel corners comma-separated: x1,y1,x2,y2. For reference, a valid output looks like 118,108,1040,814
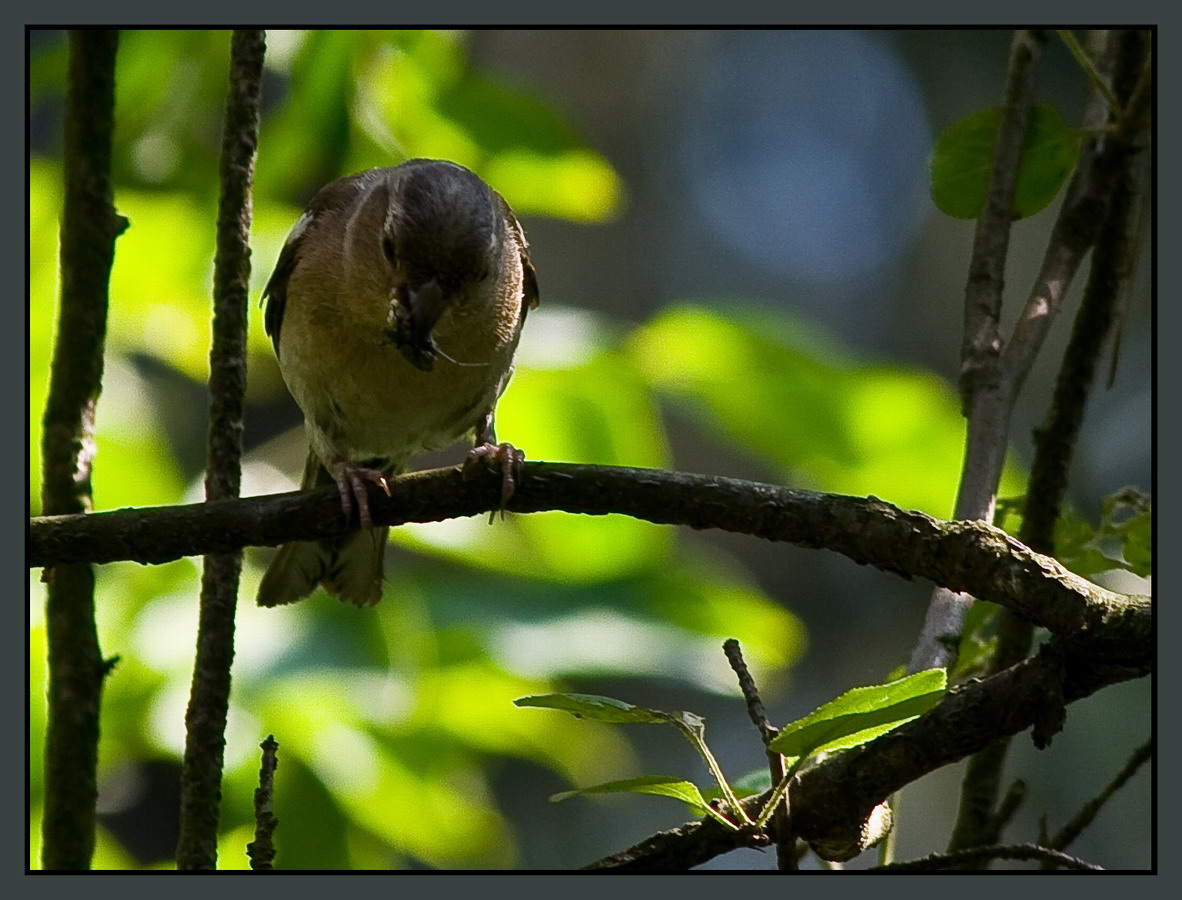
947,27,1151,859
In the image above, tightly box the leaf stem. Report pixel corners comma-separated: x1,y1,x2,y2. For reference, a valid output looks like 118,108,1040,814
1056,30,1121,115
670,718,754,827
754,755,807,831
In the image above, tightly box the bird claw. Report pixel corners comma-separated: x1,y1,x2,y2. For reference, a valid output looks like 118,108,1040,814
463,441,525,522
333,463,390,529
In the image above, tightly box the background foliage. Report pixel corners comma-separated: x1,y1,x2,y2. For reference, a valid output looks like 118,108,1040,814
28,29,1150,869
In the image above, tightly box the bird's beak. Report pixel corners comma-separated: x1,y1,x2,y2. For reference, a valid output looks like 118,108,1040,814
385,277,448,371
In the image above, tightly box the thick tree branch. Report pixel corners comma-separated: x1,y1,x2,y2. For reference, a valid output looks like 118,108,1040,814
28,462,1149,652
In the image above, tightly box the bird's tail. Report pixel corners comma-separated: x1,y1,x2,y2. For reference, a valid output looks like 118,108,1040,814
256,451,389,608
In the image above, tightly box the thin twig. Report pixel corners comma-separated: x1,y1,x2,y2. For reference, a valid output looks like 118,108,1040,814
1048,740,1151,855
878,842,1103,871
986,778,1027,840
176,29,265,870
723,639,776,744
39,28,124,871
1056,30,1121,114
722,639,795,870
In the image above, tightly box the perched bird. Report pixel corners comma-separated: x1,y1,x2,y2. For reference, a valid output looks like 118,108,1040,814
257,159,539,608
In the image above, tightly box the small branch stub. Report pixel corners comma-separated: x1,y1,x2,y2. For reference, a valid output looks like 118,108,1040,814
246,735,280,870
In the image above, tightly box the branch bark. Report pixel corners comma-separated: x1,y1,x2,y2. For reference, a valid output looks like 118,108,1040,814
39,29,125,871
910,30,1047,673
175,28,265,871
28,462,1150,654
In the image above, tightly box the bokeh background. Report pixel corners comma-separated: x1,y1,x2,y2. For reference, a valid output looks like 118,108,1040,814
28,29,1151,870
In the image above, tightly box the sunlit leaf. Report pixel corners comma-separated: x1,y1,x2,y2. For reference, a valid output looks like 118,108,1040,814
514,693,673,725
552,775,714,817
769,669,947,757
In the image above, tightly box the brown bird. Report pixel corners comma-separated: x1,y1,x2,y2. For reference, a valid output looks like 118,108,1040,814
257,159,538,608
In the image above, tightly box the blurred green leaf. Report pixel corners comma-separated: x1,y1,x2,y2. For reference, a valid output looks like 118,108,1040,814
257,30,358,199
345,29,622,220
929,104,1081,220
769,669,947,757
628,305,1024,517
396,309,675,582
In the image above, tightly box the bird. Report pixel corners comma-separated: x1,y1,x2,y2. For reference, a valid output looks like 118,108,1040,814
256,159,539,608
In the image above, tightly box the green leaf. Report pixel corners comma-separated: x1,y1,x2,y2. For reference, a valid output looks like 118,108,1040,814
929,104,1081,220
551,775,714,817
769,669,947,758
513,693,673,725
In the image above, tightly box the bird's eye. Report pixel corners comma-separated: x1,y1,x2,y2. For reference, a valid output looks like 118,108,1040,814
381,234,397,265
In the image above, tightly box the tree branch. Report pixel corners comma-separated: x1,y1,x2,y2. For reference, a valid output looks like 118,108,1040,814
948,28,1152,858
958,29,1045,412
1046,739,1151,858
39,28,125,871
909,28,1150,674
909,30,1047,675
29,462,1149,651
175,28,265,871
878,842,1102,871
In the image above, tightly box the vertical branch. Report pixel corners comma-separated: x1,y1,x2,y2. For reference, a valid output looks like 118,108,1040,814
947,29,1152,860
39,29,126,871
175,29,266,870
909,30,1046,673
1019,30,1149,556
957,30,1046,415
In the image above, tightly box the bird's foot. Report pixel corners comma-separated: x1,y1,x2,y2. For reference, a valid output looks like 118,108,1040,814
463,441,525,522
332,463,391,529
